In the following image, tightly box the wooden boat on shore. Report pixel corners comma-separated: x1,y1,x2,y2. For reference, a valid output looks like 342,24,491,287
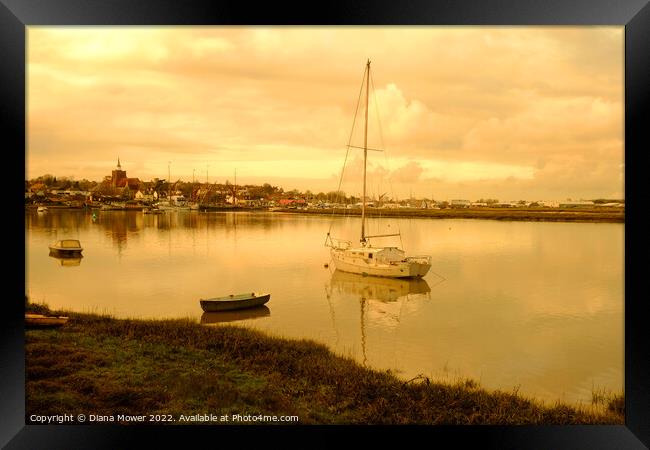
48,239,83,255
25,313,69,328
200,292,270,312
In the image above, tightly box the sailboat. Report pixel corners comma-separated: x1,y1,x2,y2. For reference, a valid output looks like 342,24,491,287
325,60,432,278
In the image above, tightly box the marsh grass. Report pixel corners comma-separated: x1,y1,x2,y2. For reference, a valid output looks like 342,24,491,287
591,385,625,416
25,302,624,425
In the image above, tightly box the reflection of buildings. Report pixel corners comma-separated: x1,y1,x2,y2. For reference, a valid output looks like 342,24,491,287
97,211,143,253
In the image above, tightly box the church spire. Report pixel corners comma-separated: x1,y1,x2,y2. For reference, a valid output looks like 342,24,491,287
117,156,121,170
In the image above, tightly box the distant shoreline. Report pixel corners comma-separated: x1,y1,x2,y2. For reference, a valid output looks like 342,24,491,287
274,207,625,223
25,205,624,223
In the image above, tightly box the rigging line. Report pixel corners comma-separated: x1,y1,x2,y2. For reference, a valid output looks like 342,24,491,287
428,269,447,286
370,70,403,249
327,64,368,238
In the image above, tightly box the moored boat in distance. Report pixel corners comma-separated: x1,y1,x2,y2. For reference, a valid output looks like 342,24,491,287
143,206,164,214
37,206,48,213
48,239,83,255
200,292,271,312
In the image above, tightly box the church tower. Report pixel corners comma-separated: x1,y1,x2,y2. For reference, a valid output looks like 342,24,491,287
111,156,127,188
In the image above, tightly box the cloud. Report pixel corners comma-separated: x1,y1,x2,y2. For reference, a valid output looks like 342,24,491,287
389,161,426,183
26,27,623,200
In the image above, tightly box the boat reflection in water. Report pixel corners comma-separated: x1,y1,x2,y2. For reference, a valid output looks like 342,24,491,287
200,305,271,325
328,270,431,302
48,251,83,267
326,270,433,366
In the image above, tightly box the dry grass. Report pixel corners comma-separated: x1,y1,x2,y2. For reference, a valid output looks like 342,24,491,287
25,303,624,425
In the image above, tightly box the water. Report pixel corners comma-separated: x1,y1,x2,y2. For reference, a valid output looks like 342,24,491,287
25,209,624,406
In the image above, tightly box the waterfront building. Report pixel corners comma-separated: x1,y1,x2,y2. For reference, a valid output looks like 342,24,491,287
451,199,471,208
109,157,141,192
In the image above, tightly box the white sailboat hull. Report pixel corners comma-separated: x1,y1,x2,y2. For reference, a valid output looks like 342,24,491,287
331,248,431,278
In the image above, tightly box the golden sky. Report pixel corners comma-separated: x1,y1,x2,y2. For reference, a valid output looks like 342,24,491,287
27,27,623,201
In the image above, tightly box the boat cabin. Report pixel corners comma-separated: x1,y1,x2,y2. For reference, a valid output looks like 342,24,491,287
345,246,406,263
49,239,83,253
57,239,82,249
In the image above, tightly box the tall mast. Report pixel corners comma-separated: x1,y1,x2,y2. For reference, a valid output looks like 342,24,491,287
361,59,370,245
168,161,171,205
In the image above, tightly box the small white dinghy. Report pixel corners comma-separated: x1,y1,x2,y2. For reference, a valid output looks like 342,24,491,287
200,292,270,312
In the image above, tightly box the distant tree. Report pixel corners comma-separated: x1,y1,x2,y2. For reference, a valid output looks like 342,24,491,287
178,182,193,198
30,182,47,193
326,191,346,202
262,183,278,197
78,179,96,191
120,185,131,199
37,174,55,186
592,198,623,204
247,183,281,200
95,180,116,196
57,177,72,190
439,201,449,209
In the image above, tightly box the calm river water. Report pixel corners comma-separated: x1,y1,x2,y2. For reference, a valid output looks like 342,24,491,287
25,209,623,406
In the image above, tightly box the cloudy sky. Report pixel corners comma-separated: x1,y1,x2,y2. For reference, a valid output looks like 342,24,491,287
27,27,623,201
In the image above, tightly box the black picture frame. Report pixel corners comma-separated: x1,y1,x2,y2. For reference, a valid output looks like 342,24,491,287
3,0,648,448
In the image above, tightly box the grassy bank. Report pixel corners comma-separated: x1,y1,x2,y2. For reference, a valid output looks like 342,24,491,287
277,207,624,223
26,303,624,425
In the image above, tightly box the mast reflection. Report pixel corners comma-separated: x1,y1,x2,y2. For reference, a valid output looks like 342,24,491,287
326,270,432,366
